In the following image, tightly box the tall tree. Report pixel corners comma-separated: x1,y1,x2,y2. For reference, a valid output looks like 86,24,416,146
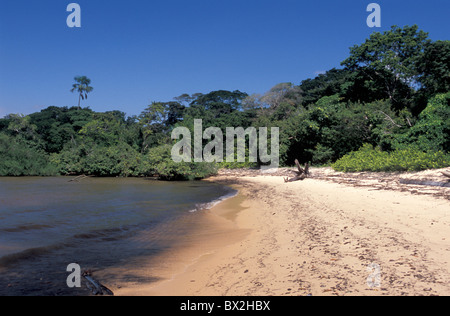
417,40,450,96
341,25,431,110
243,83,303,123
189,90,248,116
5,114,39,142
71,76,94,108
299,69,349,106
138,102,168,152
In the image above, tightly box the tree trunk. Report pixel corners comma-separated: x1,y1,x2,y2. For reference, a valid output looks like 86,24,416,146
284,160,310,183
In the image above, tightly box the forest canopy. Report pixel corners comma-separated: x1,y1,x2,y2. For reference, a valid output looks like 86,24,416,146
1,25,449,179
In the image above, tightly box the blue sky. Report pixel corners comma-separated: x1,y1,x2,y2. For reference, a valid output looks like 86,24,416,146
0,0,448,117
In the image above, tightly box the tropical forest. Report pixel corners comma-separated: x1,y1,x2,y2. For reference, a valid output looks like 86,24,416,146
1,25,449,180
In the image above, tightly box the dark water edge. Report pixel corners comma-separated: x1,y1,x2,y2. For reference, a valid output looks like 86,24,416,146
0,217,190,296
0,177,236,296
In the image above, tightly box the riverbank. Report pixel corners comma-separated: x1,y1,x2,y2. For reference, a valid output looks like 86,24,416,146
115,168,450,296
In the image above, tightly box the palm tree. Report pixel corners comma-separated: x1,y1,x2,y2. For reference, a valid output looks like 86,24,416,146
71,76,93,108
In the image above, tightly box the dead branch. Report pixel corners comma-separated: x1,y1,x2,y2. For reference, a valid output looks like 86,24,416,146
284,160,310,183
68,174,89,182
82,270,114,296
378,110,403,128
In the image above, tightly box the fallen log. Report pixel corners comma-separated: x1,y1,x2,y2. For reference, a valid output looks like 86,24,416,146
441,171,450,178
399,179,450,188
82,270,114,296
284,160,310,183
68,174,88,182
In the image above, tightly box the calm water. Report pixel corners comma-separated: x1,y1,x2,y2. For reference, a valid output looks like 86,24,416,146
0,177,235,296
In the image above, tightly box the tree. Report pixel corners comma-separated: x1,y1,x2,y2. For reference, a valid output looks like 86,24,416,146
173,93,203,106
138,102,169,152
71,76,94,108
6,114,37,138
79,111,127,147
189,90,248,117
299,69,349,106
243,83,302,112
144,144,218,181
417,40,450,97
184,90,249,130
341,25,431,110
5,114,44,150
395,93,450,152
259,83,302,110
165,101,186,126
0,133,57,176
29,106,95,153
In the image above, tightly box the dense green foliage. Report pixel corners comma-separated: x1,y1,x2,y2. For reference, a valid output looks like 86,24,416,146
145,145,218,181
0,133,57,176
395,93,450,152
1,25,449,179
333,144,450,172
333,93,450,172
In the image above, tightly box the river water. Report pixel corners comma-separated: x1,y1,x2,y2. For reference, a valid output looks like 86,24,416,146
0,177,235,296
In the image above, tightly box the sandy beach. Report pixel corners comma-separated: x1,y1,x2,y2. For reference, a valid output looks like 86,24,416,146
115,168,450,296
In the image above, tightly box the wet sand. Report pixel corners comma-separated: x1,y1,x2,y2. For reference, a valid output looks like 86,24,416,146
106,192,251,295
115,169,450,296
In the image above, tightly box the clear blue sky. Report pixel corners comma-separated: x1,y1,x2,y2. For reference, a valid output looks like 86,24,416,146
0,0,448,117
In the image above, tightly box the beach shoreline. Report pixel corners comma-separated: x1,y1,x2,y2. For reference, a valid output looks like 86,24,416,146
115,168,450,296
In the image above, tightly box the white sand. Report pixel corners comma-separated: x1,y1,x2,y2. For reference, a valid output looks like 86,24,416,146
115,173,450,296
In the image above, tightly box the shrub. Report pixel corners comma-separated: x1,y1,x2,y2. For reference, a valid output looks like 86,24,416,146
218,161,258,169
395,92,450,152
307,143,335,165
0,133,58,176
144,145,218,180
332,144,450,172
51,141,143,177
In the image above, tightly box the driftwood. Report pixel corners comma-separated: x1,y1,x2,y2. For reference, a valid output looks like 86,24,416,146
284,160,310,183
82,270,114,296
396,170,450,188
400,179,450,188
68,174,89,182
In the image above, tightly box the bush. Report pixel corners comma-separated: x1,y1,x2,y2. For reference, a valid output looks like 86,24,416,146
395,92,450,152
332,144,450,172
51,141,143,177
217,145,259,169
218,161,258,169
307,143,335,165
0,133,58,176
144,145,218,180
